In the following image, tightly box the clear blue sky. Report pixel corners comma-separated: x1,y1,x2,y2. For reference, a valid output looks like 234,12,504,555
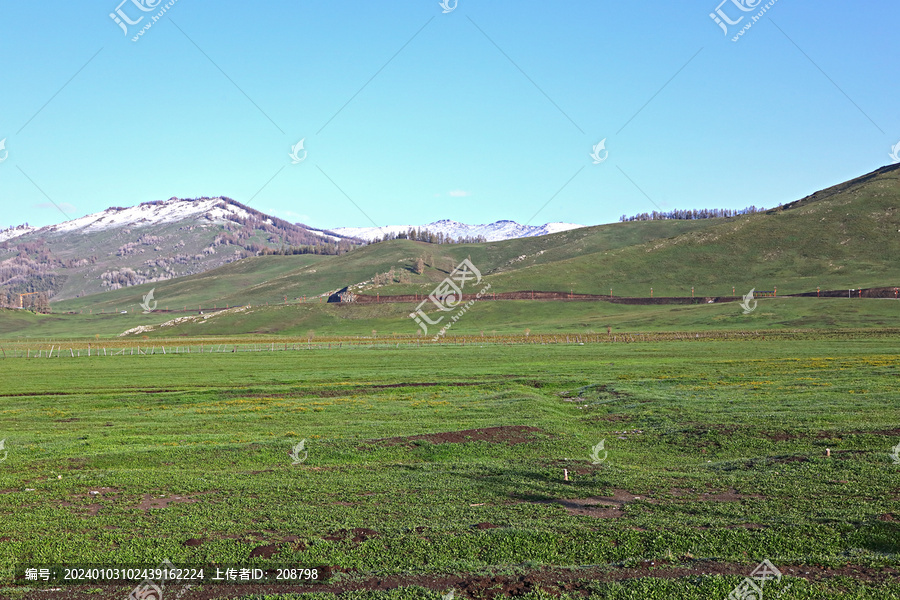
1,1,897,231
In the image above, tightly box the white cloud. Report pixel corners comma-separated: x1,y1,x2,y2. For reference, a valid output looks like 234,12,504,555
34,202,76,214
448,190,471,197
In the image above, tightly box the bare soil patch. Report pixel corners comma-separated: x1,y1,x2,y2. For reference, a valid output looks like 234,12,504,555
324,528,379,543
268,381,494,399
669,488,766,502
528,489,650,519
182,538,204,547
136,491,214,511
58,487,121,517
248,544,280,558
373,426,545,447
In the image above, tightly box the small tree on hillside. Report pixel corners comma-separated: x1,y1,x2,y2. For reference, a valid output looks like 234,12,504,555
414,257,425,274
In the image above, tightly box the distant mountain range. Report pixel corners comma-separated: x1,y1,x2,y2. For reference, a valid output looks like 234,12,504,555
0,197,583,303
331,220,584,242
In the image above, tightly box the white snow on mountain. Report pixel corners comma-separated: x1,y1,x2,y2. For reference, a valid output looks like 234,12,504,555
44,197,264,235
2,199,583,245
0,224,38,243
330,220,584,242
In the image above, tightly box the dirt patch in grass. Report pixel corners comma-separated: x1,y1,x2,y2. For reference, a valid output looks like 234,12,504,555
262,381,494,399
764,428,900,441
590,414,632,423
182,538,204,547
373,426,545,447
769,455,809,463
701,489,765,502
324,528,379,543
764,430,835,441
559,383,629,400
59,501,102,516
371,382,484,389
136,492,214,511
58,488,121,517
186,532,307,554
527,489,651,519
670,488,766,502
248,543,280,558
867,427,900,436
66,457,90,470
0,391,73,398
520,486,764,518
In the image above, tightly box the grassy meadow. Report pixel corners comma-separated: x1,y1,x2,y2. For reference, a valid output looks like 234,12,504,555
1,167,898,598
0,335,898,599
2,295,898,341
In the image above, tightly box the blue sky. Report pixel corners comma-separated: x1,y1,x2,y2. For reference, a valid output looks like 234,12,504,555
1,1,897,231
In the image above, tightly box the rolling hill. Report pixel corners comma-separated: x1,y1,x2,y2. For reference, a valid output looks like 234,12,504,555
6,162,897,338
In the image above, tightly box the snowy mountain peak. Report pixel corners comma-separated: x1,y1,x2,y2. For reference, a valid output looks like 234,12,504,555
42,197,263,235
330,220,584,243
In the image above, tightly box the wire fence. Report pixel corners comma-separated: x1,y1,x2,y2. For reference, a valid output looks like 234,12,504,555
2,328,899,359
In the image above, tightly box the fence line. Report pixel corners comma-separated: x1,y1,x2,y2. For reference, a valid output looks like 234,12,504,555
2,328,898,359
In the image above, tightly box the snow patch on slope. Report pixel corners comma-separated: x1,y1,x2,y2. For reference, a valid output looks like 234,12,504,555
0,225,38,243
45,198,263,235
330,220,584,242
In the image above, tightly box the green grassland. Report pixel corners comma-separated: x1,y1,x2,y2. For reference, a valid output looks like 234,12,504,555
51,216,726,316
0,337,898,599
3,296,897,341
1,167,898,600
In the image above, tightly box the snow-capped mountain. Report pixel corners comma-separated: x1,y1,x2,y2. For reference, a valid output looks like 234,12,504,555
45,197,266,235
330,219,584,242
0,197,356,301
